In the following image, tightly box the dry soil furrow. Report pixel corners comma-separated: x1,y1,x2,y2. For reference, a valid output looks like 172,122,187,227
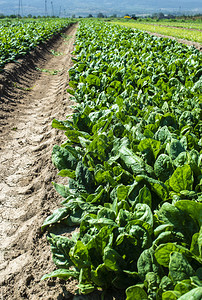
0,24,78,300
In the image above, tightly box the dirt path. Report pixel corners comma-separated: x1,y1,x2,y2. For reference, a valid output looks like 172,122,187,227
0,24,78,300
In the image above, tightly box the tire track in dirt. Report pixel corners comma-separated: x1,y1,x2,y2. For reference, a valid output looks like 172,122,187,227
0,23,78,300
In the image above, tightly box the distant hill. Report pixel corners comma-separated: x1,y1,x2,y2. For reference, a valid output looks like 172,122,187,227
0,0,201,17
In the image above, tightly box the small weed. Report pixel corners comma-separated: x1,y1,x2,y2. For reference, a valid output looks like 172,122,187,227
36,67,60,75
13,82,34,91
50,49,63,56
12,127,17,131
61,34,72,42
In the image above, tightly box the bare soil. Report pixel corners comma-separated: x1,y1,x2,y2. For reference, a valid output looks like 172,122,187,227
0,24,80,300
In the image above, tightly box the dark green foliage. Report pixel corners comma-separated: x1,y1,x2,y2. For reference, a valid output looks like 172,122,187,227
0,18,75,69
42,20,202,299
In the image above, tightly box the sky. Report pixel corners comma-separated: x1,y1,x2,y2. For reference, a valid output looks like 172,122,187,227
0,0,201,17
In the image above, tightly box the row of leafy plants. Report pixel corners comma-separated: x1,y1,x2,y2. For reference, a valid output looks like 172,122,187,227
42,20,202,299
111,21,202,44
0,18,75,69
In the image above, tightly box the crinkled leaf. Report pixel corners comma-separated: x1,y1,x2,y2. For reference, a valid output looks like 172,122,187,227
47,234,75,268
137,247,162,281
168,165,194,192
52,145,77,171
169,252,195,284
155,243,193,267
133,203,153,228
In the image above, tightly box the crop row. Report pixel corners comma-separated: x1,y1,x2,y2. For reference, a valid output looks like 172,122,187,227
0,18,75,69
118,19,202,31
42,20,202,299
112,21,202,44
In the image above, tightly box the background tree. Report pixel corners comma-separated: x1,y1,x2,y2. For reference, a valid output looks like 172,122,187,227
97,12,104,18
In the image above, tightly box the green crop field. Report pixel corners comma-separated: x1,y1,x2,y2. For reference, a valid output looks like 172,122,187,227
0,18,74,69
111,21,202,44
42,20,202,299
145,21,202,30
116,18,202,30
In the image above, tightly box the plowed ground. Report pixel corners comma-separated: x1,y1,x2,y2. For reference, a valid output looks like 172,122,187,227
0,23,79,300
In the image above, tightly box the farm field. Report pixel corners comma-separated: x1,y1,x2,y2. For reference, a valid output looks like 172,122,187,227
117,18,202,30
141,21,202,31
111,21,202,45
0,18,75,69
0,19,202,299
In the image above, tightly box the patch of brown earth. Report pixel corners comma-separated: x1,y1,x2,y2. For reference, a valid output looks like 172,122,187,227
0,23,82,300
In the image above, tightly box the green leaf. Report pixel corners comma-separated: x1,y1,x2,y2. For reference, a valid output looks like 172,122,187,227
156,202,198,243
166,139,185,160
47,234,75,268
52,182,70,198
91,263,112,288
86,226,114,268
78,283,96,294
52,118,73,130
75,161,95,193
117,184,129,201
41,268,79,281
137,247,162,281
133,203,153,228
86,187,105,204
155,243,193,268
126,285,148,300
169,252,195,284
86,74,100,87
103,246,126,272
190,233,200,256
69,240,91,269
154,154,174,182
52,145,77,171
138,138,161,163
168,165,193,192
134,185,152,208
116,209,132,227
177,287,202,300
162,290,181,300
57,169,76,178
119,146,146,175
115,233,142,261
97,207,116,221
175,200,202,228
136,175,169,201
42,207,69,230
174,280,193,296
